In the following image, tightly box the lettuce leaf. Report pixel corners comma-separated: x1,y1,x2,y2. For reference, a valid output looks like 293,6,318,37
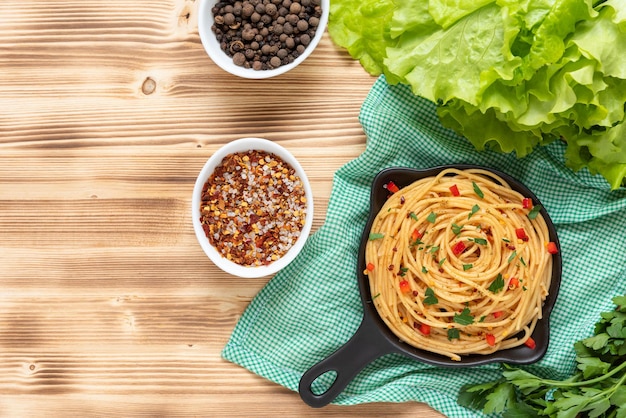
328,0,626,189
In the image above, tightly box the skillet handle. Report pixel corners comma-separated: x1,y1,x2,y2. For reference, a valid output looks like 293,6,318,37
298,313,394,408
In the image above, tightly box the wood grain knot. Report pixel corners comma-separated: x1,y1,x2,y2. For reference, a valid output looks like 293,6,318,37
141,77,157,95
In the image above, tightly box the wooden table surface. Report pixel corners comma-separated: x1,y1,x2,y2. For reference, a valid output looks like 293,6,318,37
0,1,446,416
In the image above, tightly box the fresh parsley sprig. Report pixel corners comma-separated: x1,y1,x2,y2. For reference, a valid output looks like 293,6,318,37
458,294,626,417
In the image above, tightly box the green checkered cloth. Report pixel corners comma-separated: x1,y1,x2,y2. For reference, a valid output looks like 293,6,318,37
222,75,626,417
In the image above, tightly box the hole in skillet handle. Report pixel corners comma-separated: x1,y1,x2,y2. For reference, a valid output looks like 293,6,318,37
359,165,562,367
298,312,402,408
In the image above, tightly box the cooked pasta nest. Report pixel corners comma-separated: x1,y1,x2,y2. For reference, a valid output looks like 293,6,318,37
365,168,556,361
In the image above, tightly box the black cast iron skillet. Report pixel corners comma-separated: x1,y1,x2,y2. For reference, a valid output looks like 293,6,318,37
298,164,563,408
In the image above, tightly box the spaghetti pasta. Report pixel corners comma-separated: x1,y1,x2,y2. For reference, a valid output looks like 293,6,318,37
365,168,556,361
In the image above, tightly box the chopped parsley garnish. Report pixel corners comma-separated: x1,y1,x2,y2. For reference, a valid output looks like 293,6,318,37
527,204,543,220
502,238,510,243
427,212,437,223
399,267,409,277
472,182,484,198
424,287,438,305
429,245,440,254
488,273,505,293
469,237,488,245
479,315,486,323
409,212,419,221
468,204,480,219
372,293,381,300
508,250,517,263
447,328,460,340
439,257,446,266
422,266,428,273
463,264,473,271
452,223,463,235
454,307,475,325
520,257,527,266
369,232,385,241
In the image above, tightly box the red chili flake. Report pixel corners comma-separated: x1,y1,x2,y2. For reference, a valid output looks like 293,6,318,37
452,241,466,256
493,311,503,319
508,277,520,289
366,262,375,272
411,229,423,242
399,280,410,293
486,333,496,347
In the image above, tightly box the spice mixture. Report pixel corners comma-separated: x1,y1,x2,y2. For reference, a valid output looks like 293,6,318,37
211,0,323,71
200,150,307,267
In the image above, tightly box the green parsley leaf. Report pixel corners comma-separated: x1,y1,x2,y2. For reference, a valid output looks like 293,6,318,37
473,181,484,198
399,267,409,277
508,250,517,263
447,328,460,340
427,212,437,223
368,232,384,241
520,257,527,266
527,204,543,220
451,223,463,235
468,204,480,219
439,257,446,266
463,264,473,271
409,212,418,221
372,293,381,300
502,238,510,243
479,315,486,322
454,307,474,325
429,245,440,254
469,237,488,245
424,287,438,305
488,274,505,293
421,266,428,273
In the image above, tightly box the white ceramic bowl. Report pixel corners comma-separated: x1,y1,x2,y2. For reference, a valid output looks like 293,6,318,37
197,0,329,79
192,137,314,278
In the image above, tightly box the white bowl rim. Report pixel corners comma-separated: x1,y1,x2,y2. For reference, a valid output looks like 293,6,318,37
197,0,330,79
192,137,314,278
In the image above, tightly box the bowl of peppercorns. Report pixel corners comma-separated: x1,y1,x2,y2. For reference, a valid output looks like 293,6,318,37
198,0,328,79
192,137,314,278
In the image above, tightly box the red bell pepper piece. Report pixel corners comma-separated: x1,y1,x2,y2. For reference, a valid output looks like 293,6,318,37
522,198,533,209
486,333,496,347
452,241,466,256
449,184,460,196
515,228,529,241
386,181,400,194
546,242,558,254
399,280,410,293
524,337,536,349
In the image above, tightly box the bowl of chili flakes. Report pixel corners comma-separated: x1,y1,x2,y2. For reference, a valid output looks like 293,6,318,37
192,137,314,278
